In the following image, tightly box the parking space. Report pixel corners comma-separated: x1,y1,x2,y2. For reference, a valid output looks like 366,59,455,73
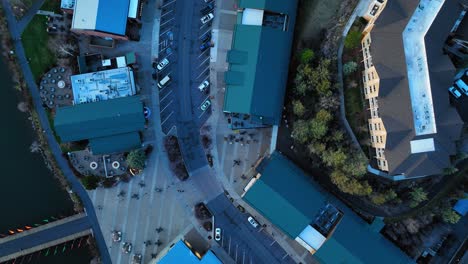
155,0,215,134
208,194,296,264
156,0,178,134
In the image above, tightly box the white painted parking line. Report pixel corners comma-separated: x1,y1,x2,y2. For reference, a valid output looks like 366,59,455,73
160,99,173,113
160,28,171,37
198,56,210,68
195,66,210,80
198,107,209,119
199,22,210,30
198,28,211,39
161,111,174,126
282,253,289,259
235,244,239,262
160,17,174,27
161,0,175,8
197,48,210,59
161,9,173,18
242,251,246,264
270,240,276,246
160,89,173,102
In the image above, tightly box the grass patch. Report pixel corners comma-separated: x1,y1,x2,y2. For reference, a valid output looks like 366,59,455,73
344,86,364,133
40,0,61,13
21,15,56,81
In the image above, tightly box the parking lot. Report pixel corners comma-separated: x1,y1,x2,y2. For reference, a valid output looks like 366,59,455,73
207,194,296,264
156,0,214,134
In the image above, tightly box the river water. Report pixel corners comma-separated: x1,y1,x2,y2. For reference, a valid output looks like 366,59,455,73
0,51,93,263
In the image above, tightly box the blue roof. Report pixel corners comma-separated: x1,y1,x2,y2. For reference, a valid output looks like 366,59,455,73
453,197,468,216
95,0,129,35
158,241,222,264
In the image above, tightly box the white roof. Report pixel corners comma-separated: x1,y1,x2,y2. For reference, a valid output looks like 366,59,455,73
101,59,111,67
128,0,139,18
297,225,326,251
410,138,435,154
403,0,445,136
242,8,264,26
116,56,127,68
72,0,99,30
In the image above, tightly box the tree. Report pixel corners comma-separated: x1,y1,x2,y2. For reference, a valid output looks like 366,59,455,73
443,166,459,175
331,131,344,142
311,59,332,95
322,149,347,168
456,152,468,161
307,142,326,155
299,48,315,64
48,37,77,57
81,175,100,190
309,119,328,140
292,100,305,117
315,109,333,123
343,61,358,75
126,149,146,170
318,95,340,110
409,187,428,208
441,207,461,224
292,119,311,144
294,64,313,95
330,170,372,196
344,30,362,49
342,152,367,177
371,190,397,205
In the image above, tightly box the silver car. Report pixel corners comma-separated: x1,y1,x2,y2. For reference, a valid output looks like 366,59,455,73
201,99,211,111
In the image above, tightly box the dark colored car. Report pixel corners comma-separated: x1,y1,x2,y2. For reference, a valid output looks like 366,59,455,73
200,41,211,52
201,32,212,43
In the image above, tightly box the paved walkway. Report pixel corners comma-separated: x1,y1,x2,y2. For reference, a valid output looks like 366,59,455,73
0,0,111,263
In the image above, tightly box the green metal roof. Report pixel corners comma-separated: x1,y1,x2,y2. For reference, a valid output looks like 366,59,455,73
223,0,298,125
89,132,141,155
244,152,414,264
244,152,328,237
54,96,145,143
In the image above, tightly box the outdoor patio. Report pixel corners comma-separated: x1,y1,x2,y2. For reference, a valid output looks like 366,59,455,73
39,66,73,108
68,149,128,177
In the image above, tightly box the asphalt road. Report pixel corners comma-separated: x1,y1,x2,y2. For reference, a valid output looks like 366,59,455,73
207,194,296,264
0,217,91,258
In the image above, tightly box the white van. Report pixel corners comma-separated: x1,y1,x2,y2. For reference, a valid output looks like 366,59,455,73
157,75,170,89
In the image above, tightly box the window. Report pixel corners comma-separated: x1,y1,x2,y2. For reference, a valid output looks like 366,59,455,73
371,72,374,79
379,136,383,142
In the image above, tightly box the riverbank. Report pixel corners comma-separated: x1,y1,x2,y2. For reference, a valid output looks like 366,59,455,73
0,5,82,213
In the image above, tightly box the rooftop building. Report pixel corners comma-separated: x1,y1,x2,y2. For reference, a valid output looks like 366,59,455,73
156,240,222,264
54,96,145,154
71,67,136,105
243,152,414,263
361,0,464,180
70,0,141,40
223,0,298,127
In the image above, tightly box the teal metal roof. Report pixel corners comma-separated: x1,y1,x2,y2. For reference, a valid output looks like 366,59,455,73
54,96,145,143
244,152,414,264
158,240,222,264
223,0,298,125
89,132,141,155
244,152,328,237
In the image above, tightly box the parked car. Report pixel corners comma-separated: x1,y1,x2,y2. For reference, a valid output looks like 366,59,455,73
201,13,214,24
200,41,212,52
132,254,142,264
200,2,214,15
215,228,221,241
201,32,212,43
247,216,259,228
198,80,210,92
156,58,169,71
157,75,171,89
449,86,462,98
122,242,132,254
455,79,468,95
201,99,211,111
112,230,122,242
